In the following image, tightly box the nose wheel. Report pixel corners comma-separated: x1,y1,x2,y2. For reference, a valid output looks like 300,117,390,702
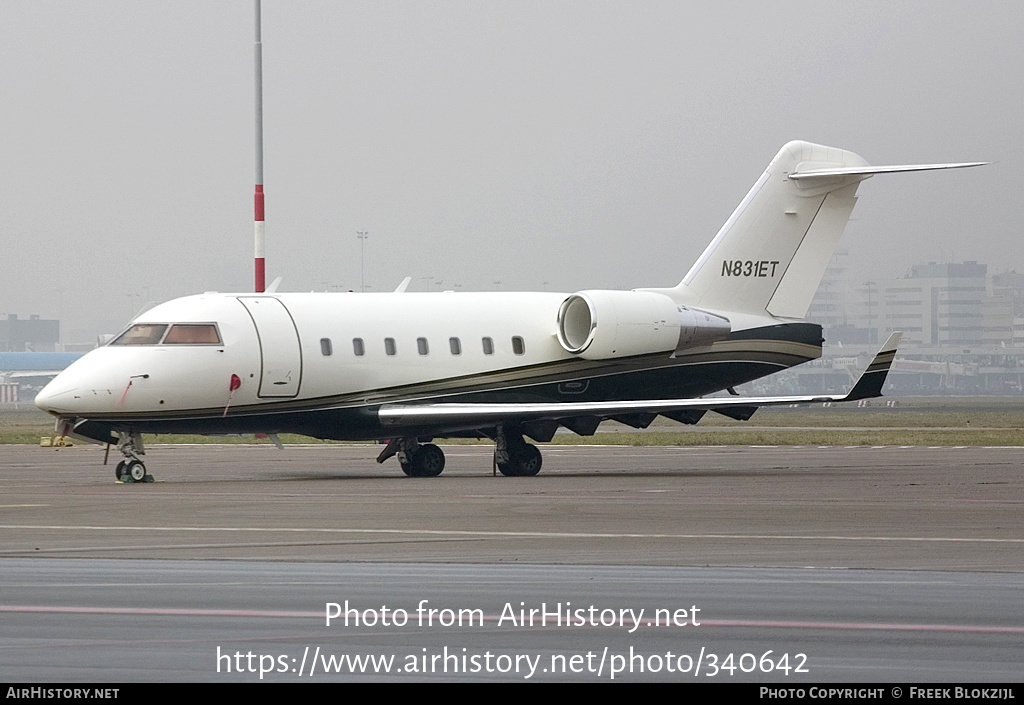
115,459,152,483
114,432,154,483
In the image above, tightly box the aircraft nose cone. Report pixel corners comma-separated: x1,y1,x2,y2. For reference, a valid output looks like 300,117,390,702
34,382,77,414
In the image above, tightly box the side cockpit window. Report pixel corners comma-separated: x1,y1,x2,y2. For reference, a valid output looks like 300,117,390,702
110,323,221,346
163,324,221,344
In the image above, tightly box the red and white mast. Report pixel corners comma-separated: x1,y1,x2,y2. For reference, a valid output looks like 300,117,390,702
253,0,266,293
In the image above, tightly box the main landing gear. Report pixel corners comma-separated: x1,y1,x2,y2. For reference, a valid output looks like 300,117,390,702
113,431,154,483
376,425,543,478
493,424,542,476
376,438,446,477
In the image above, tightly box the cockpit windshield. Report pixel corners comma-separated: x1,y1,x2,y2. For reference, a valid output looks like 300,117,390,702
163,324,221,344
110,324,168,346
110,323,221,346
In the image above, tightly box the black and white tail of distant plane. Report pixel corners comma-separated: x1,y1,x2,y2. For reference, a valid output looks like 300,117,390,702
34,141,985,481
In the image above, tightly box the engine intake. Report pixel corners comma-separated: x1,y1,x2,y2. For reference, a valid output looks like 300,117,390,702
556,290,730,360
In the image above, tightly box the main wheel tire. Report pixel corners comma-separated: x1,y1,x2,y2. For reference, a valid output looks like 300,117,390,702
516,444,542,476
496,444,542,477
115,461,127,480
415,444,445,477
126,460,147,482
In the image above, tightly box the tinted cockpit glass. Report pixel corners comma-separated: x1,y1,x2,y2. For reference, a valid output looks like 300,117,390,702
109,323,221,346
110,324,168,346
163,324,221,344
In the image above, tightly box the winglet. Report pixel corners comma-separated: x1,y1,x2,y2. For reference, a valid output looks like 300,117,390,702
841,332,902,402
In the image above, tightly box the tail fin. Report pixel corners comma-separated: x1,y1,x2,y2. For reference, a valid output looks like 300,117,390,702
667,141,985,319
675,141,868,318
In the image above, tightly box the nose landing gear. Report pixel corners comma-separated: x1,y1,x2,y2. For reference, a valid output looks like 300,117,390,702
114,431,154,483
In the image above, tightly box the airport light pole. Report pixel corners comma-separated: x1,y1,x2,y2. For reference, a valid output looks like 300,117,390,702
253,0,266,293
356,231,369,292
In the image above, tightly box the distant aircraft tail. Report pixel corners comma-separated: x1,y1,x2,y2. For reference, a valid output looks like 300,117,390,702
662,141,985,319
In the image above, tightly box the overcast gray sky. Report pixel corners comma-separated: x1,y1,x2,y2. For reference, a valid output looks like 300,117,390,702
1,1,1020,342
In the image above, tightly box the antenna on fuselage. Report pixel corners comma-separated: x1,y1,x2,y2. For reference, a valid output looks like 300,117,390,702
253,0,266,293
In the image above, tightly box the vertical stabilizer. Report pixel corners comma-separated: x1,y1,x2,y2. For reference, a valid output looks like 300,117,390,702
671,141,871,318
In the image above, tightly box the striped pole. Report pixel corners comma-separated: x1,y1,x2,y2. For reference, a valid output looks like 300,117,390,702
253,0,265,293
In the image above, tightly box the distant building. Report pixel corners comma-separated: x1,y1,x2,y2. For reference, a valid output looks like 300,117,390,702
785,258,1024,395
809,259,1020,350
0,314,59,352
882,262,987,346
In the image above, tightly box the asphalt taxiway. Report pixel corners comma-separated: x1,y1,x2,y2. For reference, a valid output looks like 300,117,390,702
2,443,1022,681
3,560,1022,682
2,443,1022,569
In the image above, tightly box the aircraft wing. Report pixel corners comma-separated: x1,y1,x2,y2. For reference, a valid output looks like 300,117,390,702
378,334,902,432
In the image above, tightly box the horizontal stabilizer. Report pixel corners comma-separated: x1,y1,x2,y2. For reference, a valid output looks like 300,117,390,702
789,162,989,180
653,142,988,320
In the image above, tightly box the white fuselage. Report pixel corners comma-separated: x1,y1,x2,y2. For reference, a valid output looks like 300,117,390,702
36,291,599,417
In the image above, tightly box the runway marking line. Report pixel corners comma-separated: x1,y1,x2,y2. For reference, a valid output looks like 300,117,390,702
1,605,1021,636
1,524,1022,544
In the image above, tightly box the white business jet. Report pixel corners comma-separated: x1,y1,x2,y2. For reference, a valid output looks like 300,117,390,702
35,141,983,481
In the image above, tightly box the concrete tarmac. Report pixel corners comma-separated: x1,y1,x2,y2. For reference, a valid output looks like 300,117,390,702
3,560,1022,682
1,443,1022,570
3,443,1023,682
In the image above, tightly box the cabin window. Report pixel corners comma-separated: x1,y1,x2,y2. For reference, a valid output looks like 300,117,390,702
482,337,494,355
384,337,397,356
320,338,333,356
512,336,525,355
417,337,429,355
449,337,461,355
352,338,365,356
163,324,222,345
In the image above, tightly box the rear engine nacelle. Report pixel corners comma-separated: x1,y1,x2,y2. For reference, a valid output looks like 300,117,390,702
676,303,733,350
555,290,730,360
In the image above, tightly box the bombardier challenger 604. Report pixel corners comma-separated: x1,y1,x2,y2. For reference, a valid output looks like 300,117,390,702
35,141,983,480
